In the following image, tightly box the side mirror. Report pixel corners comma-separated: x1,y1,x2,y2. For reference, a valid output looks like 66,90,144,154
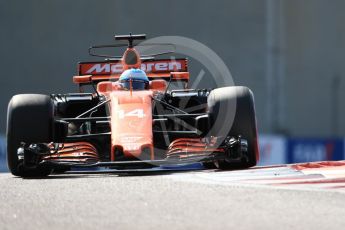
73,75,92,84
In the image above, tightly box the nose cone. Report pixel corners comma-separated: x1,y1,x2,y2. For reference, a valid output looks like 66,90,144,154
110,90,154,160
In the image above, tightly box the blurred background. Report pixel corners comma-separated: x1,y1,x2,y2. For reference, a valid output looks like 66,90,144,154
0,0,344,170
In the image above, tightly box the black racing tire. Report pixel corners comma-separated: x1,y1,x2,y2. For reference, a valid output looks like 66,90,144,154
7,94,54,177
207,86,259,170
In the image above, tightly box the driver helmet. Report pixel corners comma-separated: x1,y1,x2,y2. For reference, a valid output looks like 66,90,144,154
119,68,149,90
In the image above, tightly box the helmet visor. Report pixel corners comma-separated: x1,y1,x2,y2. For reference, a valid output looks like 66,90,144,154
120,79,148,90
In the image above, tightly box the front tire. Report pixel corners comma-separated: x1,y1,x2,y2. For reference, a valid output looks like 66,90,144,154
7,94,53,177
208,86,259,170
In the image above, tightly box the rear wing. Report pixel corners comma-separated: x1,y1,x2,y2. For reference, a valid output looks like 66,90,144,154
74,58,189,84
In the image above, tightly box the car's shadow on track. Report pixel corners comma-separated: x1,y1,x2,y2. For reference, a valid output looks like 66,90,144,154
16,163,263,180
18,165,215,180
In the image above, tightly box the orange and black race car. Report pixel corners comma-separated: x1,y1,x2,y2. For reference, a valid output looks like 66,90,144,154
6,34,259,177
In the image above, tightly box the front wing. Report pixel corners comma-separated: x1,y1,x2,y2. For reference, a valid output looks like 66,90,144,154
18,137,248,171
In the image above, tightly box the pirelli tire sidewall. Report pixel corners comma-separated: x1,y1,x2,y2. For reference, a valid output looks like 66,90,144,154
207,86,259,168
7,94,54,177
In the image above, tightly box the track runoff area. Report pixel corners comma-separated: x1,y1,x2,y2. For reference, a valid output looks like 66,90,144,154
167,161,345,191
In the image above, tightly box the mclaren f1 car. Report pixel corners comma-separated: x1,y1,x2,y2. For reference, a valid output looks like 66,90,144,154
6,34,259,177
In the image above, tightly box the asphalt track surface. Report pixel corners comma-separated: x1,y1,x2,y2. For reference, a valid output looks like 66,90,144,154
0,166,345,230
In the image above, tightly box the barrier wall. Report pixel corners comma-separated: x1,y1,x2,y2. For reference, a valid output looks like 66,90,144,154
0,135,6,172
258,135,345,165
287,138,344,163
258,135,286,165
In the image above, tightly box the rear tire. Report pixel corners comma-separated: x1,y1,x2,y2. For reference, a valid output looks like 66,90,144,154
7,94,53,177
207,86,259,170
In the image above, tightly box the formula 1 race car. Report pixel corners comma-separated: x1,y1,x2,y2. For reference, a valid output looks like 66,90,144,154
7,34,259,177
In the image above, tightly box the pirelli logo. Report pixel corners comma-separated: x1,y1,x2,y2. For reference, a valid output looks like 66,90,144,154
79,59,187,76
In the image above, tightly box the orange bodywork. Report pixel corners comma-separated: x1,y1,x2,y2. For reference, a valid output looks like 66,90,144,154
43,142,99,162
108,90,154,160
167,138,224,159
97,80,168,160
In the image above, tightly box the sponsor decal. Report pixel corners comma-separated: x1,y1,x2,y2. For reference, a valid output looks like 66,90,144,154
79,59,186,75
120,136,143,143
123,144,141,151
